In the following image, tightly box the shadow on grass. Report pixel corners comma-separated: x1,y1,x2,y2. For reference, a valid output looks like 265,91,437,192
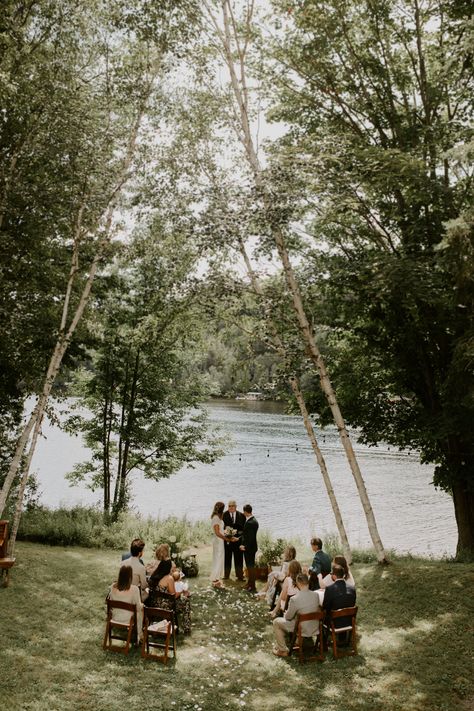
1,543,473,711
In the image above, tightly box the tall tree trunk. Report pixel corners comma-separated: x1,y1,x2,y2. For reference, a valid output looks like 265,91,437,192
0,87,154,524
205,0,388,562
7,408,43,556
452,478,474,560
238,239,352,563
113,351,140,520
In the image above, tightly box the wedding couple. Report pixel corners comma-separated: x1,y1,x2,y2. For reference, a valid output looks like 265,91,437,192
210,500,259,591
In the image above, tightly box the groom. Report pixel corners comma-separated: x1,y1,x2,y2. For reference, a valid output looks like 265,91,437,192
223,499,246,580
240,504,259,592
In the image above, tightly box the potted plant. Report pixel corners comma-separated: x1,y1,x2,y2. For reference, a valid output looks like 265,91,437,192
255,536,287,580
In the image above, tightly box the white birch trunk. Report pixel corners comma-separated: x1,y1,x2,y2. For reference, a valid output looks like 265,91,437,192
205,0,388,562
0,89,154,522
238,240,352,563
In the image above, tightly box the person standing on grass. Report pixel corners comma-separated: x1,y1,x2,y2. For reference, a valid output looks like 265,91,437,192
210,501,237,588
272,572,321,657
240,504,259,592
223,499,246,580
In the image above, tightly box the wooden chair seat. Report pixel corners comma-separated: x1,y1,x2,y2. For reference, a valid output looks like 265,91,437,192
289,611,325,663
142,607,176,664
324,606,358,659
103,599,137,655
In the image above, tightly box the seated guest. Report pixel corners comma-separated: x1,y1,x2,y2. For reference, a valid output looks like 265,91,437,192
147,555,192,634
256,545,296,601
305,537,332,590
127,538,149,601
172,568,190,596
318,555,355,589
145,543,170,577
108,564,144,642
272,572,321,657
322,563,357,641
269,559,302,618
121,545,144,565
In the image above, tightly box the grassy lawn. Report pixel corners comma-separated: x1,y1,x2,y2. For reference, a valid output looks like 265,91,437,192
1,542,473,711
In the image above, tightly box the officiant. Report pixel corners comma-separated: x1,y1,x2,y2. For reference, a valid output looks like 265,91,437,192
223,500,246,581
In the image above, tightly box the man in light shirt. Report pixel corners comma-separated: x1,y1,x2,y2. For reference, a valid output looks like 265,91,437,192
272,573,321,657
126,538,149,602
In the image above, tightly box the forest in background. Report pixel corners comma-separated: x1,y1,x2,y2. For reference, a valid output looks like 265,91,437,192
0,0,472,559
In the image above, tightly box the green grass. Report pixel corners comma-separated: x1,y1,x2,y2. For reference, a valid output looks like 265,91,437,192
1,542,473,711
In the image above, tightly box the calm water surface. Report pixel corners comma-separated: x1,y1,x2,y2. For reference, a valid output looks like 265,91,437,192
32,399,457,556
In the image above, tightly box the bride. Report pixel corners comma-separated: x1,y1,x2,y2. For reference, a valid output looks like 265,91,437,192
210,501,235,588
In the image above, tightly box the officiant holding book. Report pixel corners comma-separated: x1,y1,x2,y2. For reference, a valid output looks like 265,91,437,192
223,500,246,581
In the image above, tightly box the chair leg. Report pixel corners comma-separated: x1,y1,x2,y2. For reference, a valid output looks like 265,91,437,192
352,621,357,655
331,627,339,659
103,620,111,650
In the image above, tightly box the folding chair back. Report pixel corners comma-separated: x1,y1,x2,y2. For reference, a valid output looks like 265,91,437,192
0,520,16,587
103,599,137,655
142,607,176,664
326,606,358,659
289,611,325,663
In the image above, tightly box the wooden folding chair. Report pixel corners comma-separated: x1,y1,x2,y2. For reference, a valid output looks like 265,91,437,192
289,611,325,663
151,589,179,631
0,520,16,587
325,606,358,659
103,599,137,655
142,607,176,664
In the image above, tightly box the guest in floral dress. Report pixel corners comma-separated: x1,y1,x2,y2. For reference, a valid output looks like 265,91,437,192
146,555,192,634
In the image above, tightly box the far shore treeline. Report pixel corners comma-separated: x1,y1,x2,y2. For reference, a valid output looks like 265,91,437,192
0,1,473,561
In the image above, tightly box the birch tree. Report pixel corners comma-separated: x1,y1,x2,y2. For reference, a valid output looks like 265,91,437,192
0,0,200,548
201,0,388,561
269,0,474,558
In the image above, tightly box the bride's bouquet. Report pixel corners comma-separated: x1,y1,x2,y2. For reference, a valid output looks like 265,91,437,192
224,526,237,539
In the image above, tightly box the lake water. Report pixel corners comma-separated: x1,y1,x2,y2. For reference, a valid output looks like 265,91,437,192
32,398,457,556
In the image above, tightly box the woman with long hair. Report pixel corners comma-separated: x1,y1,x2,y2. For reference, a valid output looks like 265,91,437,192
146,549,192,634
269,559,302,618
318,554,355,589
256,544,297,602
145,543,170,577
108,564,144,641
210,501,236,588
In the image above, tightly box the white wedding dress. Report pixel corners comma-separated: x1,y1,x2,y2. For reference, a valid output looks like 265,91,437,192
210,514,225,581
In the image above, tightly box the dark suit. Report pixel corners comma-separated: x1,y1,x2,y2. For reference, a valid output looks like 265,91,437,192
242,515,259,590
322,578,356,630
308,549,332,590
223,509,246,579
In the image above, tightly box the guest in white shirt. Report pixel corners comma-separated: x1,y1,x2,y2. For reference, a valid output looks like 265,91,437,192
318,554,355,590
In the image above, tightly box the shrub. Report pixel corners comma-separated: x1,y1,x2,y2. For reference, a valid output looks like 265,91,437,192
257,531,288,566
17,506,210,551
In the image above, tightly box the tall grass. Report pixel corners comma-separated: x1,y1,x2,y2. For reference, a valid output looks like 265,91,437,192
18,505,210,550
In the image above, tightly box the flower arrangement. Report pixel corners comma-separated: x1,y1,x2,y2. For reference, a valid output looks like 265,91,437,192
158,535,200,576
224,526,237,538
